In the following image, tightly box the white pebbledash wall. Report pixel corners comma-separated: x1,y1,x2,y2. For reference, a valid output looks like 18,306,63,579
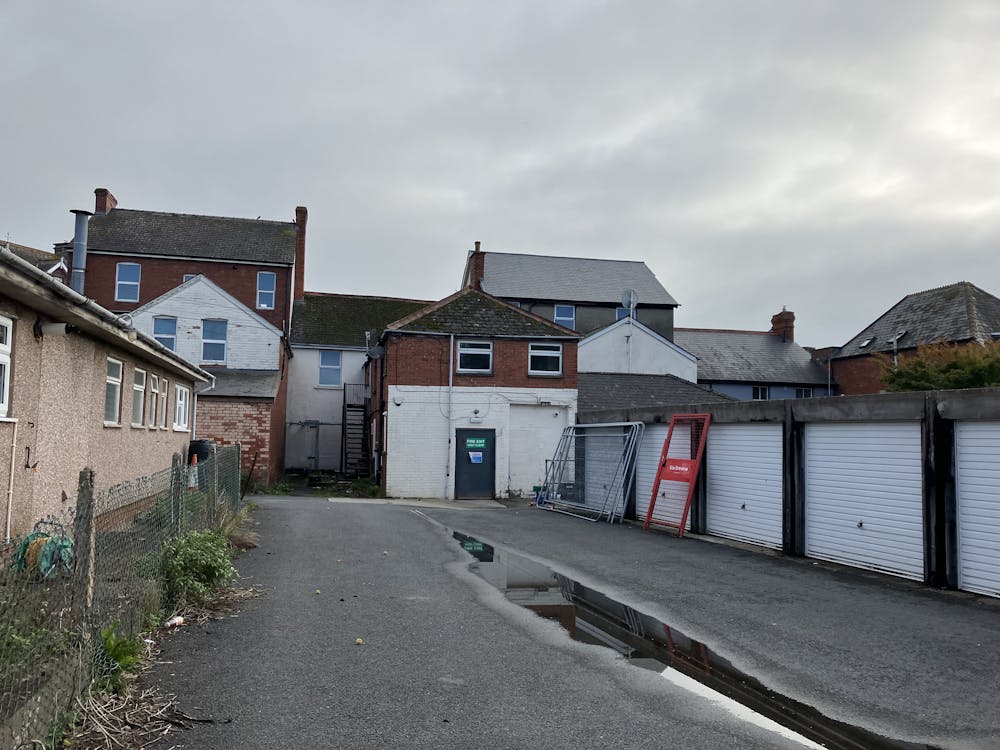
385,385,576,499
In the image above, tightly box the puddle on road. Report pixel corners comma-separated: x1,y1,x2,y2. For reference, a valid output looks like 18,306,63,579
451,531,937,750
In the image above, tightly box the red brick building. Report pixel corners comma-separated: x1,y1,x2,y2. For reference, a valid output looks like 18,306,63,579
832,282,1000,395
368,288,579,499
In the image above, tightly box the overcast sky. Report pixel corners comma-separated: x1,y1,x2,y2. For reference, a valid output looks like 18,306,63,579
3,1,999,347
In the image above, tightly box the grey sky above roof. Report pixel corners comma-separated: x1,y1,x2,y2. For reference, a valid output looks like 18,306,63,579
3,3,999,348
76,208,298,265
674,328,830,385
835,281,1000,359
478,252,677,305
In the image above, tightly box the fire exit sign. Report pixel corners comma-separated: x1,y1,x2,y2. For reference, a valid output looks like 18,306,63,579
465,437,487,450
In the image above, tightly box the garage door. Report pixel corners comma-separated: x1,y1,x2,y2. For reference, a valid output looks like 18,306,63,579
804,422,924,580
955,421,1000,597
706,424,783,549
635,424,691,530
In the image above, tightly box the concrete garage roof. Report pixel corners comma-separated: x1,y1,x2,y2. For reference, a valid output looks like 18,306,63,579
198,369,281,398
578,372,734,413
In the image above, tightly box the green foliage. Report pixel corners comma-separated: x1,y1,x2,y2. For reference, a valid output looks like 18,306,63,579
0,583,73,683
161,529,236,606
264,477,297,495
879,341,1000,392
96,622,143,694
350,478,381,498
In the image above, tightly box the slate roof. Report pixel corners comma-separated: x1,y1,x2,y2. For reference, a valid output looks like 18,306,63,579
4,241,62,271
291,293,432,348
674,328,830,385
475,252,678,306
197,369,280,398
835,282,1000,359
65,208,298,265
388,289,578,338
578,373,734,412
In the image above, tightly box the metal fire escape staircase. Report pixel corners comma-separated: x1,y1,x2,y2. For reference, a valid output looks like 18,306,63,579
342,384,370,478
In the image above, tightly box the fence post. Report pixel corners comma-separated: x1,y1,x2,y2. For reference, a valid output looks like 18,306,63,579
71,468,96,619
171,453,183,536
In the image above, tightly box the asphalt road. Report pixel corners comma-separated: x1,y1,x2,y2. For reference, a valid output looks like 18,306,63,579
151,496,812,749
419,502,1000,750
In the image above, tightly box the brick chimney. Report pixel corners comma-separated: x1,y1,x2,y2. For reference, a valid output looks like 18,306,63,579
293,206,307,302
770,309,795,342
94,188,117,215
466,240,484,291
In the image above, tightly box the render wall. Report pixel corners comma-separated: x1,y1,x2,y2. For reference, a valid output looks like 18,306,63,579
0,296,194,538
511,301,674,339
73,253,293,331
706,382,834,401
285,347,366,471
131,281,282,370
385,385,576,499
578,322,696,381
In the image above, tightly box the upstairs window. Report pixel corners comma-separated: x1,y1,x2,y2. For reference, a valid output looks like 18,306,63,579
752,385,770,401
553,305,575,330
457,341,492,374
319,350,342,386
202,319,228,363
616,307,636,321
795,387,813,399
153,317,177,350
529,343,562,375
132,369,146,426
173,384,190,430
0,316,11,418
105,358,123,424
183,274,197,283
115,263,141,302
257,271,276,310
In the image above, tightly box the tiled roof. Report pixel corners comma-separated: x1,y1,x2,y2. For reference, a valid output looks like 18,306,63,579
4,241,62,271
389,289,578,338
578,372,734,412
197,369,280,398
68,208,298,265
674,328,830,385
477,252,678,306
291,293,432,348
835,282,1000,359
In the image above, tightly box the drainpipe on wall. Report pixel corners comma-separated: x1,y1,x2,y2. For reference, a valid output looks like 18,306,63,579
191,373,216,438
444,334,454,499
4,419,18,542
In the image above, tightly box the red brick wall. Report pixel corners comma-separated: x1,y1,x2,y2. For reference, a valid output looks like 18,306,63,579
196,397,276,486
831,355,886,395
268,353,290,482
383,335,578,390
71,253,292,331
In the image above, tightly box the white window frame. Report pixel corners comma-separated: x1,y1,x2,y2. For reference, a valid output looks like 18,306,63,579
105,358,123,425
201,319,228,363
0,316,12,418
553,305,576,330
752,385,770,401
183,273,197,283
153,316,177,350
159,378,169,429
173,384,190,431
131,368,147,426
318,350,342,386
528,343,563,376
457,340,492,374
257,271,277,310
795,387,813,399
148,374,159,428
115,262,141,302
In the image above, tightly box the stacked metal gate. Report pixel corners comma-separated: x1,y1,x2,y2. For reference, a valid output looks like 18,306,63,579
536,422,644,523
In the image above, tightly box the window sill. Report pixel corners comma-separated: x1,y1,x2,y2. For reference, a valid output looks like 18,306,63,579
315,385,344,390
173,426,190,433
528,372,563,378
456,371,493,376
130,422,146,429
103,422,122,429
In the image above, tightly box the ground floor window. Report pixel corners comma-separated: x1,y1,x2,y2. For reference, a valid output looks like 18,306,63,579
174,384,190,430
105,358,123,424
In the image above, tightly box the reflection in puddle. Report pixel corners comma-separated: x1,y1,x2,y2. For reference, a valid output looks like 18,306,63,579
451,531,935,750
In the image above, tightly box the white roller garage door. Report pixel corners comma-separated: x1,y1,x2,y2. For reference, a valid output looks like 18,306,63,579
706,424,784,549
804,422,924,580
956,421,1000,597
635,424,692,530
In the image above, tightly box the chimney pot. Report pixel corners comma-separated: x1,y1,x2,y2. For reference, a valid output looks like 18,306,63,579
293,206,308,304
94,188,117,215
474,240,480,252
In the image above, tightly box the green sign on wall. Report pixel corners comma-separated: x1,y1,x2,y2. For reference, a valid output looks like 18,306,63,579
465,437,487,450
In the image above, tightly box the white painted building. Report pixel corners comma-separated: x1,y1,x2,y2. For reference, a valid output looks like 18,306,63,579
131,275,283,370
578,316,697,381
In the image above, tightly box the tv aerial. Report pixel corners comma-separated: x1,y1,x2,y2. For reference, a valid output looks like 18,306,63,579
621,288,639,317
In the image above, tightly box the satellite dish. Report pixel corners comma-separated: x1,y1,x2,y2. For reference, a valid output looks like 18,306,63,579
621,288,639,313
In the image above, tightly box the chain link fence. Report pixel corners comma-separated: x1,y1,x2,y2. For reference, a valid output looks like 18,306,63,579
0,445,243,749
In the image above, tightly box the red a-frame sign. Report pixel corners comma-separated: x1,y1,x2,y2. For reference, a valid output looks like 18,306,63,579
643,414,711,538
